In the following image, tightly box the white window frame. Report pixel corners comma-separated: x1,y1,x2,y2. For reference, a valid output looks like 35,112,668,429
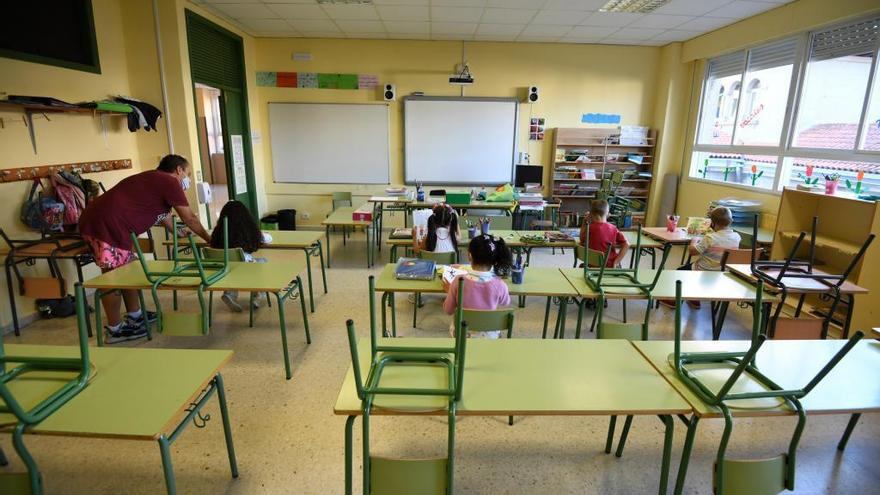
689,14,880,194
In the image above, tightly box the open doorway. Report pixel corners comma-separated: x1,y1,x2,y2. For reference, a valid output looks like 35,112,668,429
194,83,229,226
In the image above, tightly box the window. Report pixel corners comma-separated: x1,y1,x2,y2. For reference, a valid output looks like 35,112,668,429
697,51,746,146
689,16,880,195
792,18,878,150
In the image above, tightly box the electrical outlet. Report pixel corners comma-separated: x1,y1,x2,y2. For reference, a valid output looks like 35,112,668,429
301,212,310,220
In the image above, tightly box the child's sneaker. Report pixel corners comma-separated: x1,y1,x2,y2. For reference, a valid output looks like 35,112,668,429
221,292,243,312
252,293,264,309
105,322,148,344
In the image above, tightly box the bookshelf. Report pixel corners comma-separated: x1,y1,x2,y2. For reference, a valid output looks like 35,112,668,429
550,127,657,227
771,187,880,336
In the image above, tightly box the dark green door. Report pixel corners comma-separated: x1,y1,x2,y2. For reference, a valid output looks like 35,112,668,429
186,10,257,216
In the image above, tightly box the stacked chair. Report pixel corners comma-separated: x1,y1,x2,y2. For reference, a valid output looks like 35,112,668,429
344,275,468,494
669,279,864,495
130,218,231,336
747,216,874,339
0,283,92,494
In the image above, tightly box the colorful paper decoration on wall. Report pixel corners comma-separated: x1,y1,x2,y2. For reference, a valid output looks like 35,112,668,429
582,113,621,124
256,71,379,90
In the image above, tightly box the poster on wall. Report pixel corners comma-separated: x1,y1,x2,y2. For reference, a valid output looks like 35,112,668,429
231,134,248,194
529,117,545,141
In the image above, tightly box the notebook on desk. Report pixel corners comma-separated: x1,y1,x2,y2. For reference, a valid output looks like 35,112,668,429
390,228,413,239
395,258,436,280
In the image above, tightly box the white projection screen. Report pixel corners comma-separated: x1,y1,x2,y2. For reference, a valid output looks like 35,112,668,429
404,97,518,185
268,102,390,184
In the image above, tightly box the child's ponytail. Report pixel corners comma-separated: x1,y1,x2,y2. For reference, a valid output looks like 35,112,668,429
491,237,513,276
468,234,512,277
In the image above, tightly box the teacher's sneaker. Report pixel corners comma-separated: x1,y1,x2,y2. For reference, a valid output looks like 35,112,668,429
105,322,148,344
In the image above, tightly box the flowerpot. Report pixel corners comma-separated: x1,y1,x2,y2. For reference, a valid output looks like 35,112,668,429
824,180,839,195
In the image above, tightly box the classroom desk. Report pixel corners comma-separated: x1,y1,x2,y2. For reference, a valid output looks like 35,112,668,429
633,339,880,495
162,230,327,313
408,198,516,214
559,269,775,339
83,260,309,379
369,196,411,245
322,206,374,268
384,229,577,264
0,344,237,494
725,263,869,338
642,227,693,265
2,235,94,336
334,338,691,495
372,263,579,338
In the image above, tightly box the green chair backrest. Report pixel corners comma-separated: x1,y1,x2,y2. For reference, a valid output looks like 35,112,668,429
332,191,353,210
574,244,606,268
202,246,247,262
717,455,787,495
370,457,448,495
460,308,514,335
598,322,644,341
418,250,457,265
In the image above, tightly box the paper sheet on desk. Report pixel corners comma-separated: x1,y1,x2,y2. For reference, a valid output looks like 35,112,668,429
441,265,468,284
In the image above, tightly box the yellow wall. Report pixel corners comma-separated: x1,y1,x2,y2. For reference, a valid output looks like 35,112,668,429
0,0,163,330
670,0,880,223
254,38,661,226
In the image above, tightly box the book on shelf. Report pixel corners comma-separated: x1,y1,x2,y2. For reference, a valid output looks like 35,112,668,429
627,154,644,165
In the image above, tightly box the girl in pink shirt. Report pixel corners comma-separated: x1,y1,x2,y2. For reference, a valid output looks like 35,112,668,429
442,234,512,338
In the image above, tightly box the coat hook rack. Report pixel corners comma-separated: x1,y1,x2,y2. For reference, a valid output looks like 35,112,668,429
0,159,132,183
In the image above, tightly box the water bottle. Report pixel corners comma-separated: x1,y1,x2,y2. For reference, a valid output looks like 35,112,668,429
416,183,425,202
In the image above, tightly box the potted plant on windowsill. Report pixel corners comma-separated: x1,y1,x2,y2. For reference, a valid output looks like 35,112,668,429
824,173,841,195
796,165,821,191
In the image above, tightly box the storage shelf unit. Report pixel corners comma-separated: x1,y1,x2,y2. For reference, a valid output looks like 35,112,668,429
551,127,656,228
771,187,880,337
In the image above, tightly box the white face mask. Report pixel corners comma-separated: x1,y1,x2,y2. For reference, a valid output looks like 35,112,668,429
181,176,191,191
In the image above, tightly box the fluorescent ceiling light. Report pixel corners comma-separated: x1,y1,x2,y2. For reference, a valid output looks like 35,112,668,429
599,0,670,13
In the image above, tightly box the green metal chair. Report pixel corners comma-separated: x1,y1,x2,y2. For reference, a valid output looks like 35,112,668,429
331,192,354,239
201,247,272,328
0,283,92,494
573,225,671,339
130,218,231,337
412,251,457,328
669,280,864,495
345,276,468,495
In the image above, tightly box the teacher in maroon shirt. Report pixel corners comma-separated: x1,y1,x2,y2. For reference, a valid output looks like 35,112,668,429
79,154,212,343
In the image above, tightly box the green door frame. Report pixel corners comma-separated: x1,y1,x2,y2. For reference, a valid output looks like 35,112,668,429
185,9,259,219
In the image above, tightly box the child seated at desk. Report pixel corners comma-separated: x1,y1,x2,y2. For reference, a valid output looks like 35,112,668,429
580,199,630,267
442,235,512,339
412,203,460,255
661,206,741,309
210,200,272,312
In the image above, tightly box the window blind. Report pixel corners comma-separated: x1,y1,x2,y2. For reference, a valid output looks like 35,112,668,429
707,51,746,79
810,16,880,61
747,37,799,72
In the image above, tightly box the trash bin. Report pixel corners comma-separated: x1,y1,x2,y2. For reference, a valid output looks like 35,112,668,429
260,213,279,231
277,209,297,231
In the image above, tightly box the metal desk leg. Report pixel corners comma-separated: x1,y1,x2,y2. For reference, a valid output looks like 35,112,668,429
575,299,585,339
837,413,861,451
345,415,355,495
712,301,730,340
679,244,688,265
390,292,397,337
94,289,105,346
317,241,328,293
658,415,674,495
842,294,855,339
303,246,315,313
542,296,551,339
214,373,240,479
326,226,331,268
366,226,372,268
389,244,397,264
297,276,311,344
673,414,700,495
275,291,292,380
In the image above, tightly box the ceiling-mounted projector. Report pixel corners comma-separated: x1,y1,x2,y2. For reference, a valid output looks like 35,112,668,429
450,63,474,85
